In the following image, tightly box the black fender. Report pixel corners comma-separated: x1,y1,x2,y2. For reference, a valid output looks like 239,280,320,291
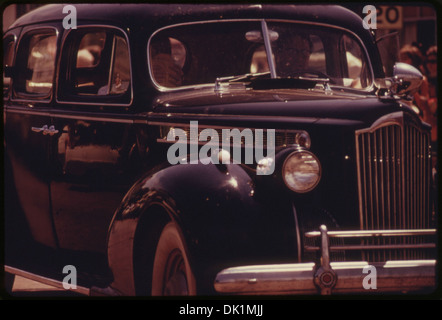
107,160,300,295
3,147,37,264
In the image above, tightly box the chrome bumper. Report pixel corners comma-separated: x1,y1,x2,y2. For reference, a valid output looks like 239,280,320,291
214,226,437,295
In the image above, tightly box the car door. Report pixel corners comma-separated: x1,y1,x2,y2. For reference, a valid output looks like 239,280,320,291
49,26,135,258
4,26,60,254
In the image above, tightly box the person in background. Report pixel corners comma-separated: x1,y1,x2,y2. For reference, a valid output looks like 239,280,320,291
425,46,437,119
399,44,431,121
274,33,312,77
424,46,437,156
402,44,437,206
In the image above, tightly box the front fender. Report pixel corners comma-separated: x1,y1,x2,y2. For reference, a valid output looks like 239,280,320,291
107,161,299,295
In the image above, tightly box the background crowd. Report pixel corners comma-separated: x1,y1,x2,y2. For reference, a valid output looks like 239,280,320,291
399,43,438,151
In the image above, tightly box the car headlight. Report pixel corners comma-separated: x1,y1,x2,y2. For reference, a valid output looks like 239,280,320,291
282,150,321,193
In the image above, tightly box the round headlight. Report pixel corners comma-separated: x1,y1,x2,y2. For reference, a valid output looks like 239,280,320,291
282,150,321,193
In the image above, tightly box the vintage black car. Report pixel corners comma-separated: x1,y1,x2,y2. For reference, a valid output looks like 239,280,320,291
3,3,438,296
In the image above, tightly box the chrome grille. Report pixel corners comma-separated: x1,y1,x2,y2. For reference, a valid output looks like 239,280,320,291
355,112,433,262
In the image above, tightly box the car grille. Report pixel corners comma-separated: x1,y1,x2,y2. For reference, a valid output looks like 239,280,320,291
355,111,433,262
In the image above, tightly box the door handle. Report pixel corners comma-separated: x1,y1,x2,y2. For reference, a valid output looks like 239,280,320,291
45,125,59,136
31,125,59,136
31,125,48,133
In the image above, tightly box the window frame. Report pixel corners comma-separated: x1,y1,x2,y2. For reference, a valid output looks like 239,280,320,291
56,25,133,107
3,32,18,99
11,26,59,103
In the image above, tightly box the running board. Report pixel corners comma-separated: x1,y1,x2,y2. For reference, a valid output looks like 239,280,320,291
4,265,120,296
5,265,90,295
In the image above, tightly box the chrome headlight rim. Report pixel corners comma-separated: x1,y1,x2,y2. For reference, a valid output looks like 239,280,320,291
282,149,321,193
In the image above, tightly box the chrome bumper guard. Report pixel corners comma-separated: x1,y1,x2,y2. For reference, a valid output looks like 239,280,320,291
214,225,437,295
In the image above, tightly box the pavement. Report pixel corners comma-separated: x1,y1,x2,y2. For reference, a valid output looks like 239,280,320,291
5,275,85,298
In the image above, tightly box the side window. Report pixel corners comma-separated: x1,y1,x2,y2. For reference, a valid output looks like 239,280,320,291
3,35,15,96
59,27,131,102
14,30,57,97
341,34,370,88
150,37,186,87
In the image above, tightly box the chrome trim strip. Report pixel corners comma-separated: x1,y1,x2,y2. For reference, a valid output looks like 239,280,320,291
3,106,318,126
305,243,436,252
304,228,437,238
5,265,90,296
55,24,134,107
304,228,436,257
3,107,135,124
50,113,135,124
146,112,321,123
155,123,309,149
3,107,51,117
153,122,303,131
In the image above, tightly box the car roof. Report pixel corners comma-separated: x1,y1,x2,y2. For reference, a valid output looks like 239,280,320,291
7,4,384,79
8,4,366,34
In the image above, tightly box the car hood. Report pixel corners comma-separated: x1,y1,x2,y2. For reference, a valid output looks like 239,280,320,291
150,88,409,129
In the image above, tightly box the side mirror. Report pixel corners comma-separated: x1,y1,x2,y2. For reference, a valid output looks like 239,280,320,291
390,62,423,98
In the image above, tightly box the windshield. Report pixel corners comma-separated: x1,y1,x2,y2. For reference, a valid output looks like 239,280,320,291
148,20,372,90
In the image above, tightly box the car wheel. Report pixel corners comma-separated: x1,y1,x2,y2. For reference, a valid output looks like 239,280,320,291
151,222,197,296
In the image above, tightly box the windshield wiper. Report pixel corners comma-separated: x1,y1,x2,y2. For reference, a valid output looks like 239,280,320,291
215,71,331,92
215,72,270,85
214,72,271,92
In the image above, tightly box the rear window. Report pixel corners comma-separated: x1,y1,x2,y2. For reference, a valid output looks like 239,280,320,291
14,29,57,97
